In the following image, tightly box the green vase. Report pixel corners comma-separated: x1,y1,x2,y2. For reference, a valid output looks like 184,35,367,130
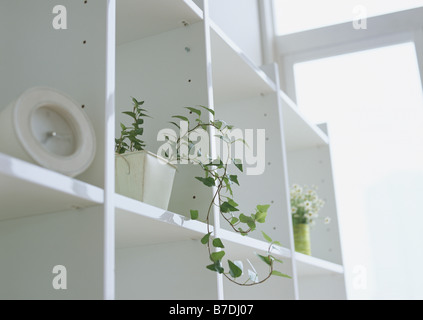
293,223,311,255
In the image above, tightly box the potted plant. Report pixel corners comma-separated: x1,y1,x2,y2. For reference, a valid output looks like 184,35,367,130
115,98,176,210
290,184,329,255
161,106,291,285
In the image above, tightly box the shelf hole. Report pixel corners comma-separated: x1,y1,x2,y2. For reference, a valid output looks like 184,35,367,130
181,20,190,27
193,195,196,199
81,105,85,109
273,227,277,230
84,0,87,3
268,162,271,166
83,40,87,44
266,137,270,141
264,113,268,117
188,79,192,83
271,200,275,204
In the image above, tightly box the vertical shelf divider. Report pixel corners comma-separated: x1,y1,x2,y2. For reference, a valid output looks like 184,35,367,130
202,0,224,300
104,0,117,300
261,63,300,300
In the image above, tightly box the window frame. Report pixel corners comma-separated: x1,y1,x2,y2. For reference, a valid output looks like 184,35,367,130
274,6,423,103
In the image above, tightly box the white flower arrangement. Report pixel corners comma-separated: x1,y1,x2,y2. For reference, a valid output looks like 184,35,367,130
290,184,329,226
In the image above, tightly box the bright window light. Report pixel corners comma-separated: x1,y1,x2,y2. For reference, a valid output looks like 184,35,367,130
274,0,423,35
294,42,423,299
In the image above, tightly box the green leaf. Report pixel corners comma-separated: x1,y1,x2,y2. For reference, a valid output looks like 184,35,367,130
227,198,239,208
230,217,239,225
228,260,243,278
131,97,145,106
229,175,240,186
272,241,283,247
256,253,272,266
201,232,212,245
122,111,137,119
185,107,202,117
220,202,239,213
138,113,152,118
247,220,257,230
169,121,180,129
120,123,126,131
213,120,224,130
270,256,284,264
255,210,267,224
210,251,225,262
271,270,292,279
262,231,273,243
206,261,224,274
257,204,270,213
223,177,233,197
172,115,189,122
239,214,253,224
233,159,243,172
198,105,215,117
190,210,199,220
134,128,144,135
212,238,225,249
195,177,215,187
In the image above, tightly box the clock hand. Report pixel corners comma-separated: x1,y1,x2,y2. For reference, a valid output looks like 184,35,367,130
43,131,73,143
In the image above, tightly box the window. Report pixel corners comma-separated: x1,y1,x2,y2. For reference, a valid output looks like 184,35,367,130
276,5,423,299
274,0,423,35
294,42,423,299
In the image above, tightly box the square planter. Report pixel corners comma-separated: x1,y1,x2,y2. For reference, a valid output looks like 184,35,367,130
115,151,176,210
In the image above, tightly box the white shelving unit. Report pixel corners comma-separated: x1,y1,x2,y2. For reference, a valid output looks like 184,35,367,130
0,0,346,300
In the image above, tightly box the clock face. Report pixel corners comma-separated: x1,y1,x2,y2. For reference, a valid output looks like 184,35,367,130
10,87,96,177
30,106,77,157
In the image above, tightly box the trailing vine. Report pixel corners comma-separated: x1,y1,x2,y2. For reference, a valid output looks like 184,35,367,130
162,105,291,286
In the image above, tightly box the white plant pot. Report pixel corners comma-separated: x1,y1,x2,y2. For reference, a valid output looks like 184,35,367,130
115,150,176,210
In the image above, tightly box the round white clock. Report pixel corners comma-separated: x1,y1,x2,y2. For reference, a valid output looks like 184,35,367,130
0,87,96,177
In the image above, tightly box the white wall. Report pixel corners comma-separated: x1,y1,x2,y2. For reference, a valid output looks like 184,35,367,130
0,207,104,300
209,0,263,66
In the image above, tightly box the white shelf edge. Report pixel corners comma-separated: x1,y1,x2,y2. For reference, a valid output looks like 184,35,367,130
0,153,104,204
295,252,344,275
209,19,277,93
279,90,330,146
114,195,293,259
183,0,204,19
114,193,211,236
219,228,292,259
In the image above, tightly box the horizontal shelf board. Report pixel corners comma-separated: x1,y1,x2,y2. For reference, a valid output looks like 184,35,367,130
115,194,210,248
218,229,292,260
295,252,344,276
211,21,277,105
280,91,330,151
0,153,104,221
117,0,203,45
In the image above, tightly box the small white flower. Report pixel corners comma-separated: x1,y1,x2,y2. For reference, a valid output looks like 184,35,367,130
304,201,311,207
291,207,297,214
324,217,331,224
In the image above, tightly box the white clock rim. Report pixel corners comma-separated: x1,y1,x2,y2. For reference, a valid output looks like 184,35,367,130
13,87,96,177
